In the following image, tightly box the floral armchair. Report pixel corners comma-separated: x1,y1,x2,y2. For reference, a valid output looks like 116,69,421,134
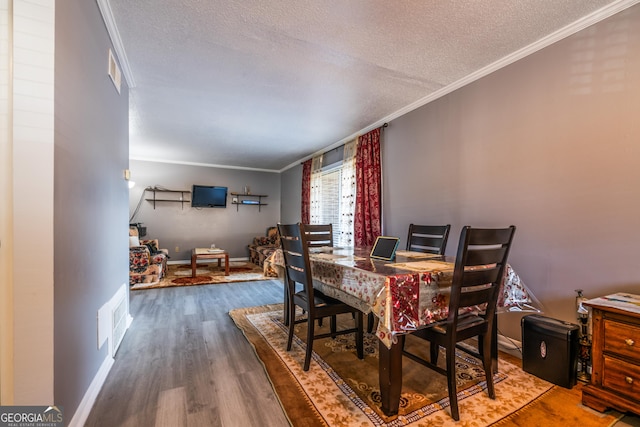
129,226,169,286
248,226,280,276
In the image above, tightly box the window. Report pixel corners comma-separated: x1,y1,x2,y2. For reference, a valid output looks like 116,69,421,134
314,166,341,243
310,141,356,247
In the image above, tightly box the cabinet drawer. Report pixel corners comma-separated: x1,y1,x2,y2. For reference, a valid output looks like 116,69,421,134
603,355,640,398
604,319,640,361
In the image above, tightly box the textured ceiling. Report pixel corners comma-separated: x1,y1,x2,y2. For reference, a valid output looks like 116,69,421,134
107,0,630,171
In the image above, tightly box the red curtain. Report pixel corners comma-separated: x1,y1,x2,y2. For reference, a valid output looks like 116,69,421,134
301,159,312,223
354,128,382,246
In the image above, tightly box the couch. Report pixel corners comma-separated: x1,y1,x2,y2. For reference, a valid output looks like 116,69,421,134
129,226,169,285
248,226,280,277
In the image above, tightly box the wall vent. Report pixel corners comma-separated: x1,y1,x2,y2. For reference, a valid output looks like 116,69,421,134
98,284,130,357
108,48,121,93
111,292,127,355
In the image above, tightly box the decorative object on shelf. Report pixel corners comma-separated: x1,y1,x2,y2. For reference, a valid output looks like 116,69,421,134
230,192,268,211
144,188,191,209
243,185,251,195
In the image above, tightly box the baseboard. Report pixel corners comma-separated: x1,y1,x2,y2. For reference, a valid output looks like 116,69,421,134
498,334,523,359
67,354,114,427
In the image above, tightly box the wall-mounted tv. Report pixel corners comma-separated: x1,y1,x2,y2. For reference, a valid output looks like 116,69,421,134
191,185,228,208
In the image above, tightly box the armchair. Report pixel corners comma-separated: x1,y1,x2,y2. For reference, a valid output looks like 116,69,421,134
248,226,280,276
129,226,168,286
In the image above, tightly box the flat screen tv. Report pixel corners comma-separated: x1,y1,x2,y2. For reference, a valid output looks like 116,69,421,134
191,185,228,208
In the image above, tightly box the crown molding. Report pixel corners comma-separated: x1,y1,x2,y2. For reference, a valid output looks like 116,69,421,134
96,0,136,88
129,156,280,174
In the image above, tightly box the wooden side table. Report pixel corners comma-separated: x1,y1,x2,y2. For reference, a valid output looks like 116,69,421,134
191,248,229,277
582,293,640,416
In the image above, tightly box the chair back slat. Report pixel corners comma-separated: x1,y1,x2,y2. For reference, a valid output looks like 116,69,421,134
458,285,497,309
460,268,502,289
464,247,508,266
467,227,514,245
283,255,307,284
303,224,334,247
406,224,451,254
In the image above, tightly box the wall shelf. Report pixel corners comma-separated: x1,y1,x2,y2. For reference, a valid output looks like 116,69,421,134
145,189,191,209
230,192,268,212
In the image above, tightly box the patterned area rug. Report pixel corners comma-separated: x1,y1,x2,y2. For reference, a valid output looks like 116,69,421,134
230,304,621,427
131,261,271,290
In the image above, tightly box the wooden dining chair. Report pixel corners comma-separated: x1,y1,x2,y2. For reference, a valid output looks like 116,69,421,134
278,223,364,371
406,224,451,254
282,223,334,326
303,223,334,327
402,225,516,421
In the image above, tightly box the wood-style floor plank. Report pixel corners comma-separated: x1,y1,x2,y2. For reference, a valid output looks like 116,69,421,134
85,279,290,427
155,387,187,427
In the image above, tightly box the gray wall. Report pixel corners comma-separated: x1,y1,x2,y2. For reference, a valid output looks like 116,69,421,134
129,160,280,261
54,0,130,416
382,6,640,339
281,6,640,341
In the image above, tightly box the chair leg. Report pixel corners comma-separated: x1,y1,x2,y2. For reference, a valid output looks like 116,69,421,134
330,315,337,336
355,311,364,359
367,312,375,333
430,342,439,364
482,332,496,399
446,345,460,421
283,286,289,326
304,315,315,371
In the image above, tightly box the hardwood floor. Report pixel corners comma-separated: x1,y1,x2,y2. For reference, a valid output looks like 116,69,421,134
85,280,290,427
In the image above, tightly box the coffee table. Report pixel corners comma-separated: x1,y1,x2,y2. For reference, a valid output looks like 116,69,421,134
191,248,229,277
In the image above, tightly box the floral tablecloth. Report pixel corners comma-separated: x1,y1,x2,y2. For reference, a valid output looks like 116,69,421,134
266,248,539,347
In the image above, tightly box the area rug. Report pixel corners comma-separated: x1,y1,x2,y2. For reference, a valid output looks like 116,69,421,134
229,304,621,427
131,261,272,290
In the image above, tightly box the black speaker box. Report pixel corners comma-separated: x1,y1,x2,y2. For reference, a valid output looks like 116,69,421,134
521,314,579,388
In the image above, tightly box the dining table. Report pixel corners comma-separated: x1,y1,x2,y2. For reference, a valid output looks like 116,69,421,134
265,246,538,416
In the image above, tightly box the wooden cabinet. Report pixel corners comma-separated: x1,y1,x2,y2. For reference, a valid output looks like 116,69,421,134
582,295,640,416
